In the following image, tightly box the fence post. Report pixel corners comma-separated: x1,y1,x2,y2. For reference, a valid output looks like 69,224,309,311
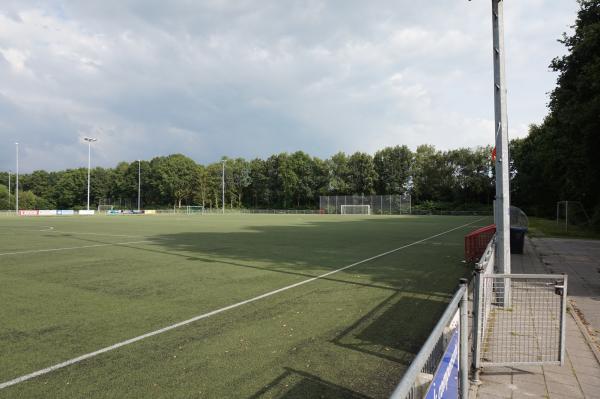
559,274,568,366
471,264,483,384
460,278,469,399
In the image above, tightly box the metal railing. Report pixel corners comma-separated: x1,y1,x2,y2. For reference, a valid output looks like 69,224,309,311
477,274,567,367
390,279,469,399
472,234,567,376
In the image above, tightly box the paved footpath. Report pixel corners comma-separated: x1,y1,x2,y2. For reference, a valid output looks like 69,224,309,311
473,238,600,399
533,238,600,356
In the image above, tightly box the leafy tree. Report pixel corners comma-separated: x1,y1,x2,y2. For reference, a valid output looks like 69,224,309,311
0,185,13,210
374,145,413,195
446,147,494,204
245,158,270,208
412,145,442,202
511,1,600,220
327,152,350,195
53,169,87,208
346,152,377,195
152,154,201,207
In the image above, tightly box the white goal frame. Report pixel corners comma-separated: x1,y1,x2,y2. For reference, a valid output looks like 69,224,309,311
556,201,590,232
340,205,371,215
184,205,204,215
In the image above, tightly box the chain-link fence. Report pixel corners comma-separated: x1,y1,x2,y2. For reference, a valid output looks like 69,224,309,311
319,194,411,215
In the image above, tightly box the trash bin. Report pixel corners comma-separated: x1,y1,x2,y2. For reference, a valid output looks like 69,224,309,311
510,227,527,254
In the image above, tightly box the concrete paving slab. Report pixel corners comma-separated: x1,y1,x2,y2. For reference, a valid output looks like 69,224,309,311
473,237,600,398
531,237,600,355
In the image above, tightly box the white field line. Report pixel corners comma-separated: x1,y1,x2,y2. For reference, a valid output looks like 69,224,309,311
44,230,143,238
0,218,483,390
0,240,152,257
19,226,143,238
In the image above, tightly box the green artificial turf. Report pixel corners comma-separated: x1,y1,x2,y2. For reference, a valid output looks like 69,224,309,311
0,214,489,398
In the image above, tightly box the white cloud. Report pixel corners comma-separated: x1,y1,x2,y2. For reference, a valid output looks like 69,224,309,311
0,0,579,172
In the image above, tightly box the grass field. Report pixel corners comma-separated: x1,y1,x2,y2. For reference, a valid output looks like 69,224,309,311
528,217,600,240
0,214,489,398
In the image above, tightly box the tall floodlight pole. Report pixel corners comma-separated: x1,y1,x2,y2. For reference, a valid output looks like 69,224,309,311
83,137,98,211
492,0,511,280
7,170,11,211
138,160,141,212
15,143,19,214
221,159,225,214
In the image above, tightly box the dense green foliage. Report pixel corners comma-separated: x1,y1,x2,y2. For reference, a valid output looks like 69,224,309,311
0,145,494,210
511,0,600,223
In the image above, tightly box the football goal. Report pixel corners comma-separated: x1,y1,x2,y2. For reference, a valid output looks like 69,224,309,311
556,201,590,232
97,204,115,212
185,205,204,215
341,205,371,215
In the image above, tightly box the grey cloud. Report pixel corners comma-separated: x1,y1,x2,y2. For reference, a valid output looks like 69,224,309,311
0,0,579,172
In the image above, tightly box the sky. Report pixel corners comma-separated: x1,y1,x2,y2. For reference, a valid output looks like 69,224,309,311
0,0,579,172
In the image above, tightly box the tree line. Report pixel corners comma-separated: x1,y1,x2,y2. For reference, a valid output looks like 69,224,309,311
2,1,596,219
510,0,599,225
0,145,495,211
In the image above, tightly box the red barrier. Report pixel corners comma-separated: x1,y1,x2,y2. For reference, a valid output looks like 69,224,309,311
465,225,496,263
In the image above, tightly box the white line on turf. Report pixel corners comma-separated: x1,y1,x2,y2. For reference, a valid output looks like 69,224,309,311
19,226,143,238
0,218,483,390
0,240,153,256
45,230,143,238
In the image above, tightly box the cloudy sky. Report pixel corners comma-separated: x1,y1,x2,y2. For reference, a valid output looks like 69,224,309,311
0,0,578,172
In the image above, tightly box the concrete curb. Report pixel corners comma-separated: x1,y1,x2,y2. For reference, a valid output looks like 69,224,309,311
567,300,600,366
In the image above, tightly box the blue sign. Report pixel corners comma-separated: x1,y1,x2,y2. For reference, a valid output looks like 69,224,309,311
425,327,460,399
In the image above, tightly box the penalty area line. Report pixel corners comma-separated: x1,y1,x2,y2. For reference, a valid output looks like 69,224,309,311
0,217,483,390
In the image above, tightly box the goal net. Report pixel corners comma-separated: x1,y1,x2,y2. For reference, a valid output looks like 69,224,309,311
184,205,204,215
556,201,590,232
97,204,114,212
341,205,371,215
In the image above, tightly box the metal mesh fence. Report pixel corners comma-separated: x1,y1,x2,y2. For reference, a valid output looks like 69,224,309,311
319,194,411,215
390,282,468,399
478,274,567,366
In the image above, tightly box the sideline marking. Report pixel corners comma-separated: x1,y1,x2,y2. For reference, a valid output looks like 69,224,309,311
0,240,152,256
0,218,483,390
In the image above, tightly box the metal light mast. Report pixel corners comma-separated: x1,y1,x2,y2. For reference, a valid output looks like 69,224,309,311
138,160,141,212
492,0,511,278
83,137,98,211
221,159,226,215
15,143,19,214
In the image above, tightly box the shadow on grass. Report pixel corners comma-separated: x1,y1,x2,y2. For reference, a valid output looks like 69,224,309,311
63,218,466,362
248,367,370,399
332,290,450,364
137,217,473,293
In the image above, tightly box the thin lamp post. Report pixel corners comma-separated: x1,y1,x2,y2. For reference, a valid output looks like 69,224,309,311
15,142,19,214
138,160,141,212
221,159,225,214
7,170,11,211
83,137,98,211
